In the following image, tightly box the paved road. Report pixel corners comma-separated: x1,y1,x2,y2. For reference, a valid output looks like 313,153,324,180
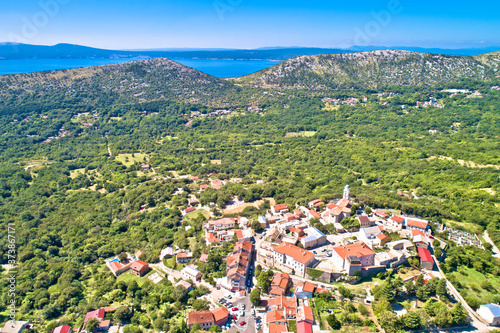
483,231,500,258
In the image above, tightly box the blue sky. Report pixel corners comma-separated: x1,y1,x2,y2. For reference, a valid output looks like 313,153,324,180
1,0,499,49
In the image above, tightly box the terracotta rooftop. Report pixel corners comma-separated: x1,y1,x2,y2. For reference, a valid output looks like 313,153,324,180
273,204,288,211
187,310,214,325
130,260,148,271
407,219,428,229
390,216,405,223
274,242,315,264
211,307,229,322
332,242,375,260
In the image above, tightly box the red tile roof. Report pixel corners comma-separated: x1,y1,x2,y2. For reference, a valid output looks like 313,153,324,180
130,260,148,271
184,207,196,213
332,242,375,260
188,310,214,325
53,325,71,333
407,219,428,229
273,204,288,211
84,309,105,323
358,216,370,224
207,233,221,243
269,323,288,333
390,216,405,223
274,243,315,264
309,210,320,219
326,203,338,210
377,234,391,243
211,307,229,322
108,261,123,272
418,248,434,263
412,229,426,237
297,281,315,293
267,310,286,323
297,321,313,333
302,305,315,323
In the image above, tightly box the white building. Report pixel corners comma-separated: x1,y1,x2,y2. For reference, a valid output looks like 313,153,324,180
273,243,315,277
477,304,500,326
300,227,327,249
331,242,376,275
181,265,203,281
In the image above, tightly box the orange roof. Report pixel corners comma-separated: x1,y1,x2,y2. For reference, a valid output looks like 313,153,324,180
207,233,221,243
108,261,123,272
308,210,320,219
297,281,315,293
188,310,214,325
269,323,288,333
271,272,290,292
390,216,405,223
407,219,428,229
211,307,229,322
337,198,351,208
130,260,148,271
234,240,253,253
332,242,375,260
411,229,426,237
274,243,315,264
326,203,338,210
273,204,288,211
302,306,314,323
376,234,391,242
267,310,286,323
200,184,209,189
289,227,304,235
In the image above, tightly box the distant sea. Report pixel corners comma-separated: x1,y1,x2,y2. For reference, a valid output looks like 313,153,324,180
0,57,280,78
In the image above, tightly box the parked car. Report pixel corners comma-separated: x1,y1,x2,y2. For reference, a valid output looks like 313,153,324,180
232,307,239,311
239,321,246,326
231,315,237,320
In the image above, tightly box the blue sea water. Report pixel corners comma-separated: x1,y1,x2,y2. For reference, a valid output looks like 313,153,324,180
0,57,279,78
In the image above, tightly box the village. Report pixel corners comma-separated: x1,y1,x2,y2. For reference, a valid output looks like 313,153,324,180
5,181,500,333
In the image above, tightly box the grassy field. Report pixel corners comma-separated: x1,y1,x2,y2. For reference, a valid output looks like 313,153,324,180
184,209,210,222
115,153,149,167
70,168,86,179
116,270,155,286
451,267,500,304
285,131,317,138
315,297,339,309
288,320,297,333
445,220,484,234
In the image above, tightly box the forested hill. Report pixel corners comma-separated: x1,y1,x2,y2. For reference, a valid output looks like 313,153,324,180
233,50,497,89
0,57,248,109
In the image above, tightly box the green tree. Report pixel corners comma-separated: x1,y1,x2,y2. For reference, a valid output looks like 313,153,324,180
364,207,372,215
115,306,132,323
377,311,401,333
403,310,421,329
358,303,369,316
208,325,221,333
415,274,424,289
450,302,468,326
433,306,452,328
326,314,341,329
192,299,210,311
424,299,435,316
250,288,261,307
190,322,201,332
436,279,447,298
416,285,430,300
85,319,100,333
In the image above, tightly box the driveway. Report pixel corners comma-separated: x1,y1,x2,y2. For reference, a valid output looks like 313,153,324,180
483,231,500,259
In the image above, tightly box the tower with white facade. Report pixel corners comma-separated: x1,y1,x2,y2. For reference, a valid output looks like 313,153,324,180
343,185,350,200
